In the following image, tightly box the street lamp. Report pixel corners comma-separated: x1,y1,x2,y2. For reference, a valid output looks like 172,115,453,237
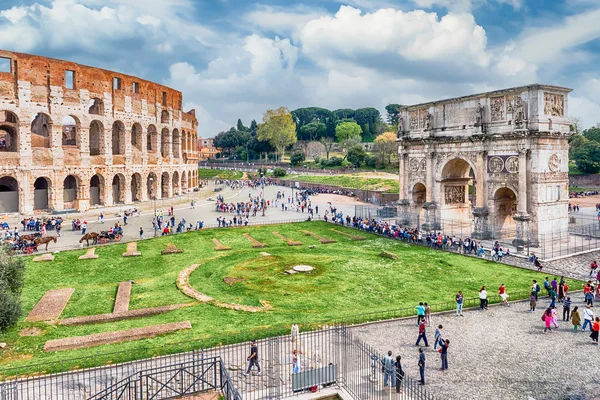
149,176,157,237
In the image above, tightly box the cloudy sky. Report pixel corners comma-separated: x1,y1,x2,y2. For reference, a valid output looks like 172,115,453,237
1,0,599,137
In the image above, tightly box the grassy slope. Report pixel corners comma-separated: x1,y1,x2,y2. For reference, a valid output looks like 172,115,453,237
282,175,399,193
3,222,561,371
197,169,244,180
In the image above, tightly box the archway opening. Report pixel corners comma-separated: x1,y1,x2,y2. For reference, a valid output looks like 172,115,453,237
112,121,125,156
161,128,170,157
161,172,170,198
172,129,181,158
89,120,103,156
181,170,188,192
131,123,142,151
31,113,52,148
147,173,157,199
440,158,475,223
88,98,104,115
63,175,78,205
112,174,126,204
90,174,105,206
33,177,50,210
131,173,142,202
172,171,180,196
147,125,157,152
412,183,426,214
161,110,169,124
493,187,517,234
61,116,78,146
0,176,18,212
0,111,18,152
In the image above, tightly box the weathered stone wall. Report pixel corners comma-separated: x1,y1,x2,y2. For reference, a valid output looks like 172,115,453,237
397,84,572,245
0,50,199,213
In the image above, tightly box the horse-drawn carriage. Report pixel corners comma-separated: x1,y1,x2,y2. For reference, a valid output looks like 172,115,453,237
80,231,123,246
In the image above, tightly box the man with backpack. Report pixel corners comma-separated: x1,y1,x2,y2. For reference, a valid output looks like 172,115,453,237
381,350,396,388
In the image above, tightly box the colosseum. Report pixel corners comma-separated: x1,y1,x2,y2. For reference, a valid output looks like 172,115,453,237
0,50,199,214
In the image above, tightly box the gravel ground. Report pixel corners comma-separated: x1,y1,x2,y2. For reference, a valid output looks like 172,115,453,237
352,292,600,400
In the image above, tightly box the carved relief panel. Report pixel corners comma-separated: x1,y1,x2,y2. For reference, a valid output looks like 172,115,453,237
444,186,466,204
490,96,505,122
548,154,559,172
409,109,429,130
544,93,564,117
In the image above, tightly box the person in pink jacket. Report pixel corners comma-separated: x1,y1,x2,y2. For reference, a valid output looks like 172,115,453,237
543,308,553,333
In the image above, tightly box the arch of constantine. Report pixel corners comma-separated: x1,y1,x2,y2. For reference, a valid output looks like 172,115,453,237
396,84,572,246
0,50,199,214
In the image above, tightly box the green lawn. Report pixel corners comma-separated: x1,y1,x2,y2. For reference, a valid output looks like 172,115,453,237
197,169,244,180
282,175,399,193
2,222,562,373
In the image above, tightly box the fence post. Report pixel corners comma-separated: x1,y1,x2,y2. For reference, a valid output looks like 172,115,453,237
267,336,281,399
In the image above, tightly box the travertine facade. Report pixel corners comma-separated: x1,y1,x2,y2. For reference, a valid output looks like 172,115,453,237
0,50,199,213
397,84,572,246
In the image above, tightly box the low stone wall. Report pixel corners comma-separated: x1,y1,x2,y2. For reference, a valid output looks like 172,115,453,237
570,174,600,187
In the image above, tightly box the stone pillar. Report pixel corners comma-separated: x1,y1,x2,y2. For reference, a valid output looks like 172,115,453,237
472,151,490,239
398,150,406,200
141,129,148,166
422,202,439,231
124,128,132,166
103,126,113,166
79,126,90,168
425,152,433,202
18,122,32,168
51,124,64,167
124,175,133,204
512,148,531,249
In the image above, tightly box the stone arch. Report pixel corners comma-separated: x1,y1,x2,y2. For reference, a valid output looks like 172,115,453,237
33,176,51,210
172,171,180,196
63,175,79,205
172,129,181,158
112,173,126,204
0,176,19,212
493,187,518,233
131,123,143,151
411,182,426,212
161,128,170,157
88,98,104,116
161,172,170,198
181,169,188,192
439,158,476,222
61,115,80,147
31,112,52,148
131,173,142,202
90,174,105,206
161,110,169,124
112,121,125,156
89,120,104,156
0,110,19,152
147,124,158,152
147,172,158,199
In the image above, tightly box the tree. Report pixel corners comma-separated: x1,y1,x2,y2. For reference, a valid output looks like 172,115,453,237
249,119,258,136
385,104,402,125
237,119,248,132
569,134,586,159
583,127,600,143
320,137,335,160
290,151,306,166
335,121,362,143
347,144,367,167
213,128,251,157
299,121,326,141
257,107,297,162
373,132,398,165
573,139,600,173
0,245,25,333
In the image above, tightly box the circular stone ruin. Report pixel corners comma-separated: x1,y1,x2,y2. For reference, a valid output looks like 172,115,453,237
293,265,314,273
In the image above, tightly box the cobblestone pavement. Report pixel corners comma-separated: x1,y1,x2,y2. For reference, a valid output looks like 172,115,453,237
353,292,600,400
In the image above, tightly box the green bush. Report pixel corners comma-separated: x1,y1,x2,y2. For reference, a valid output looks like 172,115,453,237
290,151,306,166
365,155,377,168
273,168,287,177
346,145,367,167
0,245,24,332
0,290,21,333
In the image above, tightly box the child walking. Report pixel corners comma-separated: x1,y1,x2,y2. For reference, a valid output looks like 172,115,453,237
551,307,559,329
543,308,553,333
529,292,537,312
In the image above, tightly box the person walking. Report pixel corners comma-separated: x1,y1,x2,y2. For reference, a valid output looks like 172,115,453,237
381,350,396,388
415,302,425,325
498,284,510,307
529,292,537,312
455,291,464,316
433,325,443,351
551,307,559,329
418,348,425,385
585,289,594,307
292,349,302,374
549,287,557,308
425,303,431,326
139,227,143,239
395,355,404,394
572,306,581,331
242,340,261,376
563,296,572,321
479,286,488,310
532,280,541,300
592,317,600,345
583,305,594,331
415,319,429,347
81,221,87,235
439,339,449,371
543,308,553,334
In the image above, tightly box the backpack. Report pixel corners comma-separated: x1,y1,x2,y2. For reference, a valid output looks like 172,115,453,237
541,313,546,322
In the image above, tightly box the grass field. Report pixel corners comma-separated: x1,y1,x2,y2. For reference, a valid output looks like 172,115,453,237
282,175,399,193
2,221,563,372
197,169,244,180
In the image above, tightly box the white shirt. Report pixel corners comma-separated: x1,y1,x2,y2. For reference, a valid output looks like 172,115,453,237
584,308,594,320
479,290,487,299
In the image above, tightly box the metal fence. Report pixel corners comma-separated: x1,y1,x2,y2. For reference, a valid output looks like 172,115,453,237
539,229,600,260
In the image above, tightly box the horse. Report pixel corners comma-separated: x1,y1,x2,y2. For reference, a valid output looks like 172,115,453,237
79,232,99,246
22,233,42,242
34,236,57,251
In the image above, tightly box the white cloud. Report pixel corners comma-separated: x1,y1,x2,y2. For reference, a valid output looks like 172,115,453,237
569,96,600,130
299,6,491,71
244,5,325,36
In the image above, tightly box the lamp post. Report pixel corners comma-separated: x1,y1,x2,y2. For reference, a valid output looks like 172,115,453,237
149,176,157,237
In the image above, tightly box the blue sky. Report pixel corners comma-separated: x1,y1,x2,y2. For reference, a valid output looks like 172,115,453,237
0,0,599,136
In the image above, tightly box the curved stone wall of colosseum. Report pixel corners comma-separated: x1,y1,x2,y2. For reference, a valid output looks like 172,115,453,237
0,50,199,214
